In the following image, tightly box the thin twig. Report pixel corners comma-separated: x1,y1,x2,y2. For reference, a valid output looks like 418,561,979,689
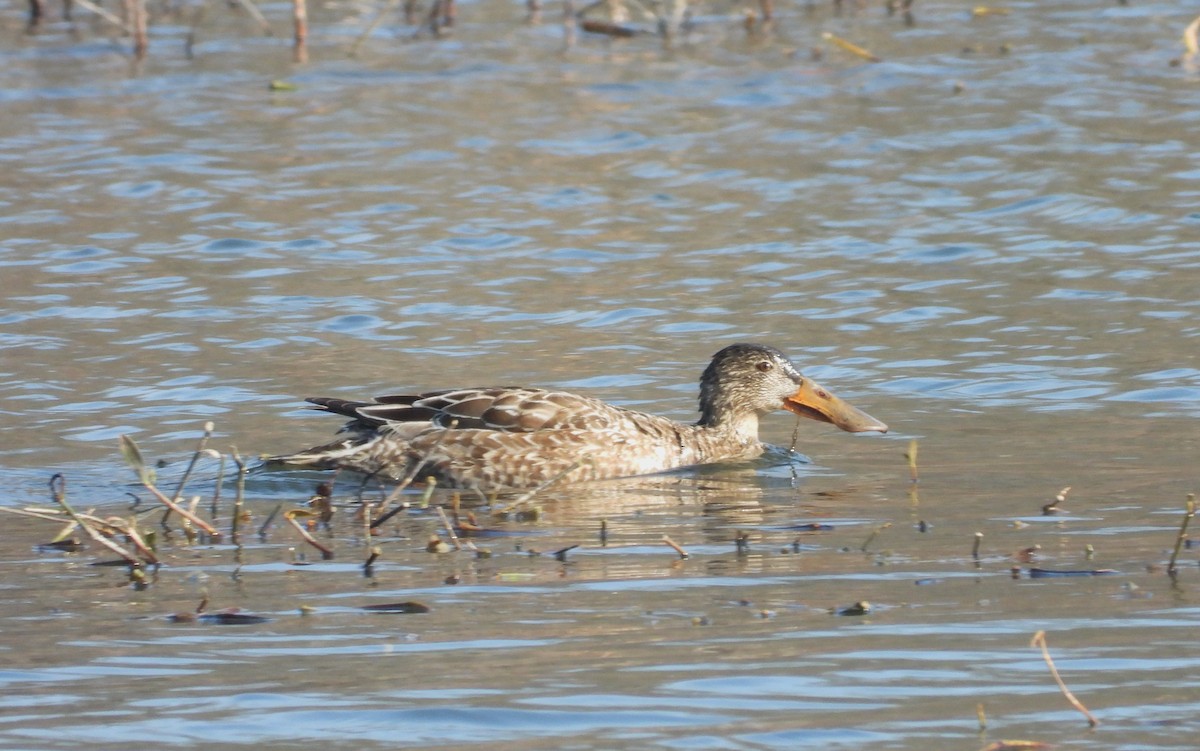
171,422,213,506
119,434,220,538
1030,630,1098,728
209,451,225,521
230,0,273,35
662,534,688,559
860,522,892,552
1167,493,1195,578
72,0,130,30
141,480,219,537
349,0,404,55
230,449,246,542
49,475,141,565
257,503,282,539
435,505,463,551
284,509,334,559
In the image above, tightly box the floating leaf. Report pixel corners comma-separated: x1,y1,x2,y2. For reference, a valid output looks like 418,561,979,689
118,435,155,485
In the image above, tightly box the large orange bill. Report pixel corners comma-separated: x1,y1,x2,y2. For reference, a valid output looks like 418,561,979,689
783,380,888,433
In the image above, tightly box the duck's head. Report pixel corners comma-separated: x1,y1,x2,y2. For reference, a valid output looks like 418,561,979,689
698,343,888,434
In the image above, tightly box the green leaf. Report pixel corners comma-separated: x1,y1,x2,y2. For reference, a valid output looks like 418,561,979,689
119,435,150,484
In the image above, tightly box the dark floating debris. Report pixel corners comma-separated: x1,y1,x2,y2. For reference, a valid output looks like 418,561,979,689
834,600,871,616
1028,568,1119,578
1042,486,1071,515
170,609,271,625
89,559,137,568
553,544,579,562
38,538,84,552
579,19,641,37
784,523,835,532
361,602,431,614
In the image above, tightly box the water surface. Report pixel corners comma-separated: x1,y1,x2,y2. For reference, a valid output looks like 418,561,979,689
1,0,1199,748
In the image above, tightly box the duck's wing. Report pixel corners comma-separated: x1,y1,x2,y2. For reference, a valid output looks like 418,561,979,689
310,387,630,434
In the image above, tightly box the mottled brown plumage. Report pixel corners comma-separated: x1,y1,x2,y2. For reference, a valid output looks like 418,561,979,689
270,343,887,491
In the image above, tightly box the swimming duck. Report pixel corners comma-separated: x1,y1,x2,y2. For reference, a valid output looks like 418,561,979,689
272,343,887,491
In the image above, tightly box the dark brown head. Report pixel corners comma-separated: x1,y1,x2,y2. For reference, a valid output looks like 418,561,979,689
698,343,887,434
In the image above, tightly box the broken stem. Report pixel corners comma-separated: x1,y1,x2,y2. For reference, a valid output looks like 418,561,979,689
1167,493,1195,578
1030,630,1098,728
662,534,689,559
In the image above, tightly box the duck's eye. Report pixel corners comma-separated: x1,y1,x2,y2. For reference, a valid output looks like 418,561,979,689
756,361,773,373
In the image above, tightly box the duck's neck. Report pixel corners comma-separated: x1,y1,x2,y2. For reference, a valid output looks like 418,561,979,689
696,403,761,443
680,411,764,465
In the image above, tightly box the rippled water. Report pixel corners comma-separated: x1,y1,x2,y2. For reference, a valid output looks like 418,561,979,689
2,0,1199,748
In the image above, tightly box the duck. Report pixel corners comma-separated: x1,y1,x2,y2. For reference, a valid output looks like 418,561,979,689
270,343,887,491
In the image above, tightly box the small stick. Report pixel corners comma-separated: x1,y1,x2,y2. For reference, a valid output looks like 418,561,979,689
229,0,273,35
435,506,462,551
142,475,221,537
860,522,891,552
128,0,148,59
1030,630,1098,728
122,517,160,565
821,31,881,63
119,435,220,537
553,544,578,561
364,546,381,574
662,534,688,559
257,503,282,539
975,702,986,730
972,532,983,560
230,449,247,542
599,518,608,546
370,499,407,529
1167,493,1195,578
284,509,334,559
71,0,130,30
905,439,919,484
48,475,141,565
349,0,404,56
292,0,308,62
171,422,213,507
209,451,225,521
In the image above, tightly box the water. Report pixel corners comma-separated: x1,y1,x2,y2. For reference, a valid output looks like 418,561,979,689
2,0,1200,747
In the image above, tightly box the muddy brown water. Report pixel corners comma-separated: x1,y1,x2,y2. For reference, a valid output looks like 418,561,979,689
2,0,1199,748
